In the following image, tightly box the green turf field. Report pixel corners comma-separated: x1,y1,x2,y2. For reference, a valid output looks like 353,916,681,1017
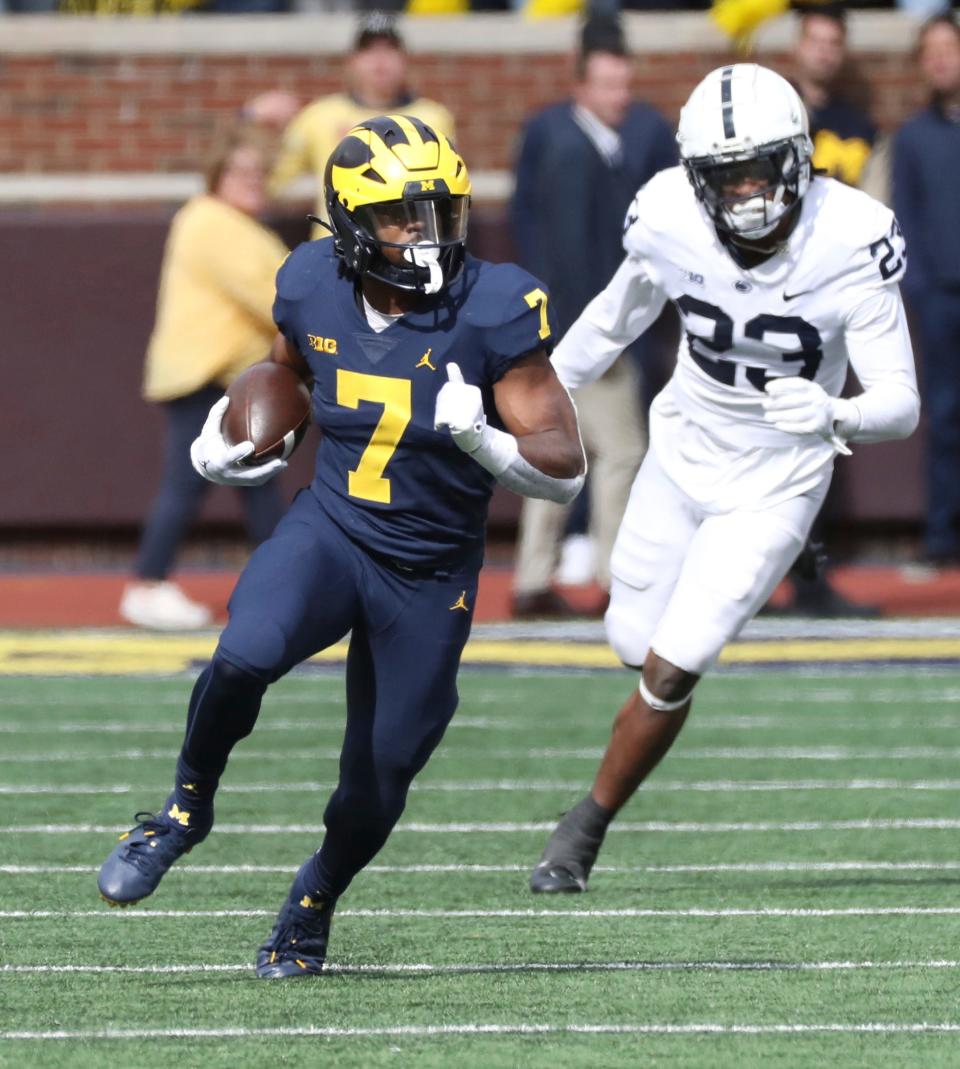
3,666,960,1067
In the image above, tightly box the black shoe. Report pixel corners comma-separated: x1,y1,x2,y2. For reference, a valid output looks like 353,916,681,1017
255,861,336,979
97,795,212,907
530,859,591,893
529,801,607,894
512,589,579,620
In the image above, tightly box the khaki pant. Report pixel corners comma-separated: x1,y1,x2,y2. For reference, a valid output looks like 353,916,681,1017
513,357,647,594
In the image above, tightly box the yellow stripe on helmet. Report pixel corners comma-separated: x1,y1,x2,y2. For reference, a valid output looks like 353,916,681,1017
328,113,471,212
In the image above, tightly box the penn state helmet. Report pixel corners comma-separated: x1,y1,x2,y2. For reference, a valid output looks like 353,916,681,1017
677,64,813,241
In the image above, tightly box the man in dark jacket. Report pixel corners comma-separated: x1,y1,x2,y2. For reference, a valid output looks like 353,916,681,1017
510,15,676,618
894,13,960,565
793,5,876,188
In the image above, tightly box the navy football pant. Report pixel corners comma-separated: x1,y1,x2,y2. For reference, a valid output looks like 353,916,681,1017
176,489,478,898
135,386,284,581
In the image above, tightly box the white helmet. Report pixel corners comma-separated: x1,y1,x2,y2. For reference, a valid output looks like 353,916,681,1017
677,64,813,241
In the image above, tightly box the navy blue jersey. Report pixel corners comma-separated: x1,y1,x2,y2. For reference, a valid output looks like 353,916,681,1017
273,240,558,568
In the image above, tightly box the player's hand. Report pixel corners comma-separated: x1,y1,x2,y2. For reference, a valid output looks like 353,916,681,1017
189,397,288,486
762,377,853,456
434,362,486,453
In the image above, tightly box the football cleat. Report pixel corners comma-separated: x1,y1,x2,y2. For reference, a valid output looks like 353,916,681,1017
529,859,590,894
255,861,336,979
529,803,607,894
97,795,212,907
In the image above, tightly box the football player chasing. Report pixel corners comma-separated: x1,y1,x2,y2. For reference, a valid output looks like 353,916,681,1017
530,64,919,894
97,115,585,976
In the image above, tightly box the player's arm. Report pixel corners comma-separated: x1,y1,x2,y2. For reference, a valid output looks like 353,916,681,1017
551,251,668,391
836,286,920,443
434,354,585,504
763,224,919,447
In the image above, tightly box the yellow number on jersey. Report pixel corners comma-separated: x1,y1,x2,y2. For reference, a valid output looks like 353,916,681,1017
336,370,412,504
523,287,551,341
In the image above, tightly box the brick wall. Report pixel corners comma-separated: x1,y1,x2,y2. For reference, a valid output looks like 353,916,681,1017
0,48,930,177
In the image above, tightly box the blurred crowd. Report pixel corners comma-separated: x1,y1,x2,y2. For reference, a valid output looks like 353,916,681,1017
97,5,960,626
0,0,949,16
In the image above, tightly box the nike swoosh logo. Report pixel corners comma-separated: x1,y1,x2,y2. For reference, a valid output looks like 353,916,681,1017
783,290,813,302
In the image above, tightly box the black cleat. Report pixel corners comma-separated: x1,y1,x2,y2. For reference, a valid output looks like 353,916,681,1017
529,860,589,893
529,796,610,894
97,794,212,907
255,860,336,979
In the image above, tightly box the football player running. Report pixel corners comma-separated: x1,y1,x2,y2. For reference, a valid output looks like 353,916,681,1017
530,64,919,894
97,115,585,974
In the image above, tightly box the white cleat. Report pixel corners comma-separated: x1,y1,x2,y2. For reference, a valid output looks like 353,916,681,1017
119,581,212,631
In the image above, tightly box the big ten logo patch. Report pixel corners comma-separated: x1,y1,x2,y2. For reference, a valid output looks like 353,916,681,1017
307,335,338,356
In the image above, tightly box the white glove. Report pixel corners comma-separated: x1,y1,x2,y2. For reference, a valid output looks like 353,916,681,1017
189,396,288,487
762,377,857,456
434,362,486,453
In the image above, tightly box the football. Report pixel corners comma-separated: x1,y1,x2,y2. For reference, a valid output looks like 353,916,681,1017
223,362,312,466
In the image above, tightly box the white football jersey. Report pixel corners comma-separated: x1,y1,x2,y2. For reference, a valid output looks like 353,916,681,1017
552,166,916,510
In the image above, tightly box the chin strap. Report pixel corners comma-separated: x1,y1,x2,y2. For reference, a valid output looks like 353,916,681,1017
306,214,335,236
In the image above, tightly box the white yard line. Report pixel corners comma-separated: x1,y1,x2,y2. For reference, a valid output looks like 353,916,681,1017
4,860,960,876
3,1022,960,1040
0,749,344,764
7,778,960,796
529,747,960,760
7,744,960,764
5,818,960,834
0,717,505,733
5,906,960,919
3,959,958,976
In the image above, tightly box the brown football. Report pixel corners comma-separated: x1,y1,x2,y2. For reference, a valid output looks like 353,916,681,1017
223,362,312,466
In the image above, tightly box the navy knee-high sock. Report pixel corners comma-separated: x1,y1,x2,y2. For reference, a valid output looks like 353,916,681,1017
307,750,426,900
172,653,267,811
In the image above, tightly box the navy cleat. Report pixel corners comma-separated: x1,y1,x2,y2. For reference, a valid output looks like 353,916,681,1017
256,861,336,979
97,794,212,907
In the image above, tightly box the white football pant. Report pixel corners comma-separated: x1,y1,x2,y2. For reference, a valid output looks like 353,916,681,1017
605,449,830,675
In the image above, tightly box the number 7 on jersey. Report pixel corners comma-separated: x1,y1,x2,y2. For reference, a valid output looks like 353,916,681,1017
336,370,412,504
523,288,552,342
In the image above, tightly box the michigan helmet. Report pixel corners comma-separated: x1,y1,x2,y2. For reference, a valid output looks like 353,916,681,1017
324,115,472,295
677,64,813,241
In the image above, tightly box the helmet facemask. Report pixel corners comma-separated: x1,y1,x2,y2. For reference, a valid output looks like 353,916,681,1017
684,135,811,242
350,194,469,295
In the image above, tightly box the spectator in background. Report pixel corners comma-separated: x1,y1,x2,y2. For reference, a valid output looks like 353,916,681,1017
894,13,960,566
120,128,289,631
766,5,881,617
248,13,454,236
510,14,676,619
793,5,876,188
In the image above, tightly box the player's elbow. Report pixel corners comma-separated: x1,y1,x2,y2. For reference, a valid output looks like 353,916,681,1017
543,438,587,484
852,385,921,443
542,469,585,505
883,389,921,441
557,440,587,480
901,393,921,439
546,434,587,502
